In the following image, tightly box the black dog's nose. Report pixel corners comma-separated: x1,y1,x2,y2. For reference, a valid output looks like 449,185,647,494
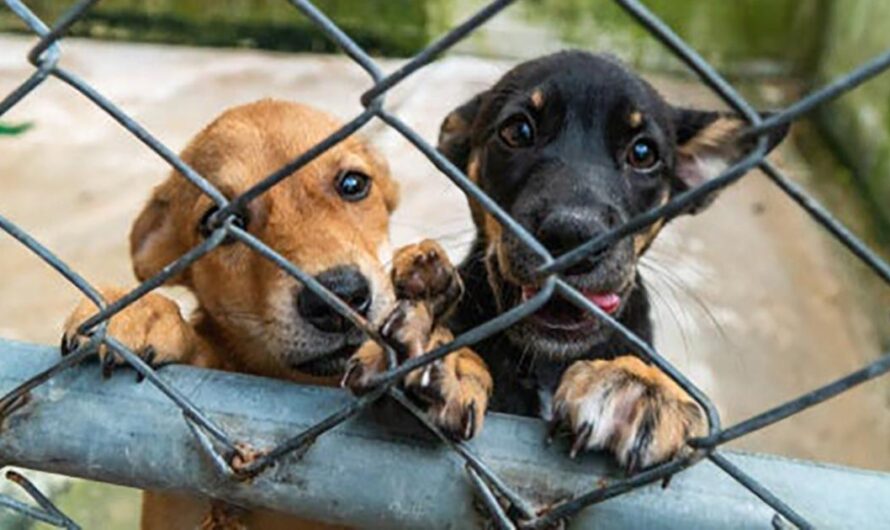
297,266,371,333
537,207,619,274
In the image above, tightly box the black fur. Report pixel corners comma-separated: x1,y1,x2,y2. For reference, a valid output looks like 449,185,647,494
439,50,788,418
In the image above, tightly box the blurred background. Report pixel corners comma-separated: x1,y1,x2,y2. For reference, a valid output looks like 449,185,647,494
1,1,888,528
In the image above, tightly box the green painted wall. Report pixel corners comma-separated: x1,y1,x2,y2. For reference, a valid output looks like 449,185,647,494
0,0,440,56
816,0,890,222
524,0,825,76
1,0,824,75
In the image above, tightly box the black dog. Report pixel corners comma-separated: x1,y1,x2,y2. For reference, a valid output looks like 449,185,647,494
435,50,788,470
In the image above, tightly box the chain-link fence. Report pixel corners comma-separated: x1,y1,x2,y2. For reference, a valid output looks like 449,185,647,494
1,0,889,528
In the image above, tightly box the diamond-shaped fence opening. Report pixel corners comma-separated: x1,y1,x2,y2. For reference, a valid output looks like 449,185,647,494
1,0,889,529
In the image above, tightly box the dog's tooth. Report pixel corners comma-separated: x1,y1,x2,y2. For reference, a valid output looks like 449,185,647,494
420,365,432,387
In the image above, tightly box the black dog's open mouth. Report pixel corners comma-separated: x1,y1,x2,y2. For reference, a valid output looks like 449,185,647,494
520,284,623,332
293,345,356,377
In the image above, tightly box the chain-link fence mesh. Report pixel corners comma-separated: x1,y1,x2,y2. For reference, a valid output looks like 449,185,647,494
1,0,889,528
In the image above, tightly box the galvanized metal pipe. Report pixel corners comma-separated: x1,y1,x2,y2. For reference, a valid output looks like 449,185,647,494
1,340,888,529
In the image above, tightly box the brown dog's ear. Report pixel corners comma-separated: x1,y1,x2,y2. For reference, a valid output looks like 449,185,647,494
438,93,486,174
673,108,789,214
130,180,191,285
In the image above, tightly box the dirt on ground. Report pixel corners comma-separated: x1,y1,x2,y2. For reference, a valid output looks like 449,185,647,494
0,35,888,512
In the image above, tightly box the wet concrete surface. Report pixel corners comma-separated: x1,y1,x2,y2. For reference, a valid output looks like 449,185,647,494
0,34,888,486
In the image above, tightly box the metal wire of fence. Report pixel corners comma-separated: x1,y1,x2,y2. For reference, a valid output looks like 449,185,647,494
1,0,889,528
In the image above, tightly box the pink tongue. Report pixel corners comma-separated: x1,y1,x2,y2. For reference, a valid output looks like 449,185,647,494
586,292,621,314
522,285,540,300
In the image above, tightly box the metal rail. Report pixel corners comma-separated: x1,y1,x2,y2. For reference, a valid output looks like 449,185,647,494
1,341,888,530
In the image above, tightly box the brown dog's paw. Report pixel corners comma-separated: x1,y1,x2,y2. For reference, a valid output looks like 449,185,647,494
341,340,388,394
380,300,435,360
552,356,705,473
344,329,492,441
62,287,197,378
342,299,435,393
391,239,463,319
404,337,492,441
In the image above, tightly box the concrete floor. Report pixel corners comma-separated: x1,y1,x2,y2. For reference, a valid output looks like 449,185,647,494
0,35,888,524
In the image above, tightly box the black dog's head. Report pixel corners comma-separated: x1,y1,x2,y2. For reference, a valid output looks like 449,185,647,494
439,50,788,360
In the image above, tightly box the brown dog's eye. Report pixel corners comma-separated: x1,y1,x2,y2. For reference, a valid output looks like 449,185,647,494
499,115,535,148
627,138,660,171
336,171,371,202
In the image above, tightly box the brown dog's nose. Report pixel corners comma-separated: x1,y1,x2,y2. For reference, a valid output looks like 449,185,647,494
297,266,371,333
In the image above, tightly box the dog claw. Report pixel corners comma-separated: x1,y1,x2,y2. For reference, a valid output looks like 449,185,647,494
340,360,363,391
546,416,562,444
570,422,592,459
60,334,74,356
419,364,433,388
462,403,476,440
409,361,446,405
380,304,406,339
625,452,640,475
135,346,156,383
101,352,116,379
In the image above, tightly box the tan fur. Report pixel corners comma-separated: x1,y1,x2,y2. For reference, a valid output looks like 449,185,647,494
345,240,492,440
63,99,400,529
632,191,669,256
140,492,344,530
678,116,745,156
439,113,468,143
64,287,213,368
554,356,705,469
464,151,489,230
628,110,643,128
348,329,491,440
530,89,545,109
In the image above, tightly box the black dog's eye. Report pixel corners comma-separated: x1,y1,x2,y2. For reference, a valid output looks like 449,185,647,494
336,171,372,201
627,137,660,171
499,115,535,148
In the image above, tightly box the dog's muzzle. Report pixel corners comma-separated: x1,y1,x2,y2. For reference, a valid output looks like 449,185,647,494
296,265,372,334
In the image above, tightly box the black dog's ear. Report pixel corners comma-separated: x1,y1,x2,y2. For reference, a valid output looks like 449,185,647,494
673,108,789,214
438,93,486,174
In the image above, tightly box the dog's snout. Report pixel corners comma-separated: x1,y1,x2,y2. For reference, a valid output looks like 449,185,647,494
297,266,371,333
536,206,620,274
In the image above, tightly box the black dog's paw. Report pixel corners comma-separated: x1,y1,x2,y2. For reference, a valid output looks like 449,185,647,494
552,356,705,473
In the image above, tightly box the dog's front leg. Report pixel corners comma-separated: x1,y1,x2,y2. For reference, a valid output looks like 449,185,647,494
552,356,706,472
344,240,492,440
62,286,214,375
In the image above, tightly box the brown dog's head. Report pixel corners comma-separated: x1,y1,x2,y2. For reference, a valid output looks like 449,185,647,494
130,99,399,376
439,51,787,360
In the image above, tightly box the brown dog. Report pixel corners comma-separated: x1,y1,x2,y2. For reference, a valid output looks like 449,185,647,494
62,99,488,529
